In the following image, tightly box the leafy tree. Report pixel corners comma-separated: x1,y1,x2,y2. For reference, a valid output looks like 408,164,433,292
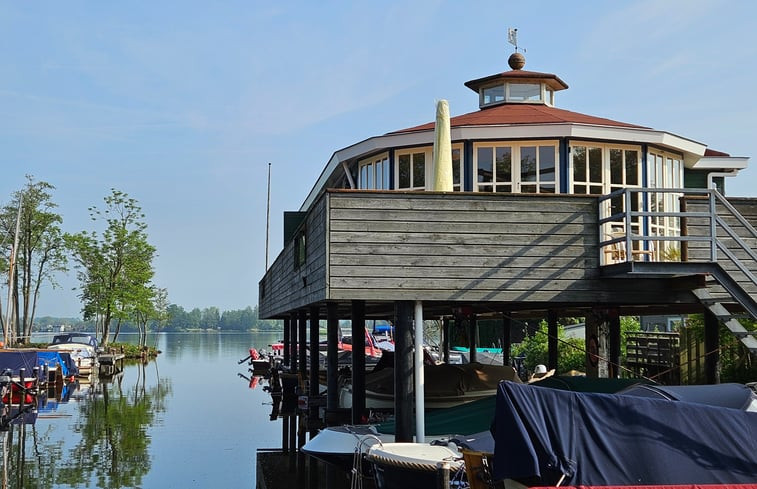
66,189,156,346
513,320,586,374
0,176,67,345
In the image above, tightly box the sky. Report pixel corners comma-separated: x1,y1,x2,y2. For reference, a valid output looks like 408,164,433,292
1,0,756,318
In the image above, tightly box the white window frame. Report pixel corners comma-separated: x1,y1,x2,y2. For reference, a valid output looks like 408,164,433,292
473,140,559,193
358,153,390,190
394,147,431,190
647,148,684,258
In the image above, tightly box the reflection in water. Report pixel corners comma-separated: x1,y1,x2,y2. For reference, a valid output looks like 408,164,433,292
1,360,170,489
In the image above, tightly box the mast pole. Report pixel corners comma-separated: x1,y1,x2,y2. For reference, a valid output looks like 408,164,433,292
265,162,271,271
4,201,22,346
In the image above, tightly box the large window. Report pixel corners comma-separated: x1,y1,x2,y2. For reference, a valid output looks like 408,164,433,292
647,149,684,259
479,82,554,107
358,153,390,190
395,145,464,191
474,142,558,193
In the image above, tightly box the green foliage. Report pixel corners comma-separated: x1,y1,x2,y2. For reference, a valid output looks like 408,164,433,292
512,320,586,374
65,189,156,346
0,175,67,345
684,314,757,383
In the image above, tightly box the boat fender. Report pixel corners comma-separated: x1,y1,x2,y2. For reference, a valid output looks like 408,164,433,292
249,348,260,360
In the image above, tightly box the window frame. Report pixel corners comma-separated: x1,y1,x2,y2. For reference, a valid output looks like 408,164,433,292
358,152,390,190
472,140,559,194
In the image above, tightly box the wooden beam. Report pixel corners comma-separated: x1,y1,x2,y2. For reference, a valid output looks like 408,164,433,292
394,300,414,442
351,300,366,424
548,310,558,371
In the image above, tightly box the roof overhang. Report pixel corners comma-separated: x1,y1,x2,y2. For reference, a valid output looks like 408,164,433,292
691,155,749,171
299,123,709,211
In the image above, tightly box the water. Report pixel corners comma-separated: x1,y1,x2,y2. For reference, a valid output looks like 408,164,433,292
3,332,283,488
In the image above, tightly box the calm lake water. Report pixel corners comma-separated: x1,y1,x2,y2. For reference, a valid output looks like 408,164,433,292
5,332,284,488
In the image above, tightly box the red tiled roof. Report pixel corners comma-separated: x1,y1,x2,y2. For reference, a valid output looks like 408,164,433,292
464,69,569,92
389,103,648,135
704,148,730,157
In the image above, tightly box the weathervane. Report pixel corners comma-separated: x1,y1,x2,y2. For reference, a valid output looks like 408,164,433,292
507,27,518,52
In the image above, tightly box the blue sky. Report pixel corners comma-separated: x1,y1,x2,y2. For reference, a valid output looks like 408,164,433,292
2,0,756,317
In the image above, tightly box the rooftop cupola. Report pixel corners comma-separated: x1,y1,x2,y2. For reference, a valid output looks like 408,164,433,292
464,52,569,109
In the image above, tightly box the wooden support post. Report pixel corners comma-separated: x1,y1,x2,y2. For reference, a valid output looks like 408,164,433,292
394,300,414,442
351,300,366,424
704,309,720,384
298,310,307,379
608,309,621,379
283,317,291,368
282,413,289,453
442,317,450,364
326,302,339,415
469,313,478,364
502,313,512,367
548,310,558,371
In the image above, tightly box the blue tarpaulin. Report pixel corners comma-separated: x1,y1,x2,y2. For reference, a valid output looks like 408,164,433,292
0,350,78,377
492,381,757,486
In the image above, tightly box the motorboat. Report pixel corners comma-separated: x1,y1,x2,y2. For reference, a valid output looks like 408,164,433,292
47,333,99,376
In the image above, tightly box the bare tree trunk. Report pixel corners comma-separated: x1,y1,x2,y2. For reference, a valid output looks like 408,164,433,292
112,317,122,344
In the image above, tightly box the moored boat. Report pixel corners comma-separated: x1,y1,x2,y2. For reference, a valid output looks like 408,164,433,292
46,332,99,376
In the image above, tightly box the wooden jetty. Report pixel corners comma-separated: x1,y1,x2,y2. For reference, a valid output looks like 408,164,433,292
97,352,125,377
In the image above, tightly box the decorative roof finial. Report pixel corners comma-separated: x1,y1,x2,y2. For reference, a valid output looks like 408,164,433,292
507,27,525,70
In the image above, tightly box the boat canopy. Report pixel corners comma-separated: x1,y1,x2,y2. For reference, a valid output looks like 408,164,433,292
618,382,757,412
492,381,757,486
0,350,79,378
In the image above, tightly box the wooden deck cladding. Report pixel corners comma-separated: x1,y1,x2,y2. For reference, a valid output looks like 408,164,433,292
258,190,700,320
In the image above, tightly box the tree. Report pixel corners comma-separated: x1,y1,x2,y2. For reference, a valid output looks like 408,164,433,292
0,176,67,345
66,189,156,346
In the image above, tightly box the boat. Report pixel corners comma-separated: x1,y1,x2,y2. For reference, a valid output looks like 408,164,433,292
339,362,521,410
366,442,464,489
46,332,99,376
491,381,757,486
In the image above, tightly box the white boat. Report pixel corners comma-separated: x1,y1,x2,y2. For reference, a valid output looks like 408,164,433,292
366,443,464,489
47,333,99,376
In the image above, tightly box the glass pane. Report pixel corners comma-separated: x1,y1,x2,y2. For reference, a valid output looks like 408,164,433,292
610,149,622,185
589,147,602,183
540,184,555,194
647,153,656,187
477,147,493,183
479,184,492,193
573,146,586,183
367,162,374,189
520,146,537,182
374,161,382,189
508,83,541,101
575,184,586,194
495,185,512,193
413,153,425,188
398,154,411,188
539,146,555,182
496,147,512,183
625,150,639,185
483,85,505,104
590,185,603,195
452,148,461,186
521,185,537,194
360,165,368,189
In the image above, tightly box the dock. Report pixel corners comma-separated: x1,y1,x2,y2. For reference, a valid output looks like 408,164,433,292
97,352,125,376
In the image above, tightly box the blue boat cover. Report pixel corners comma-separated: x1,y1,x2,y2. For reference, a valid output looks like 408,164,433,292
0,350,79,377
492,381,757,485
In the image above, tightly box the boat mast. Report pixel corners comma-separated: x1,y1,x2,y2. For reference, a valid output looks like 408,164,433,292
3,201,22,346
265,162,271,271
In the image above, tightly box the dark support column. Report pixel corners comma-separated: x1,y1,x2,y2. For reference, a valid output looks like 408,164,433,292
469,313,478,364
351,300,366,424
547,310,558,371
326,302,339,414
290,313,298,372
608,310,621,379
288,414,296,468
442,317,450,363
283,317,291,368
394,300,414,442
704,309,720,384
282,413,290,453
502,313,512,367
298,310,308,379
325,302,338,489
309,305,320,397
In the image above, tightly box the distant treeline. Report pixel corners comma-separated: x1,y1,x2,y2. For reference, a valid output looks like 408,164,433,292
34,304,283,333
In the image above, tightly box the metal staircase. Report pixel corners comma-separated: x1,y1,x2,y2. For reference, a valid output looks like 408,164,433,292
599,188,757,354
